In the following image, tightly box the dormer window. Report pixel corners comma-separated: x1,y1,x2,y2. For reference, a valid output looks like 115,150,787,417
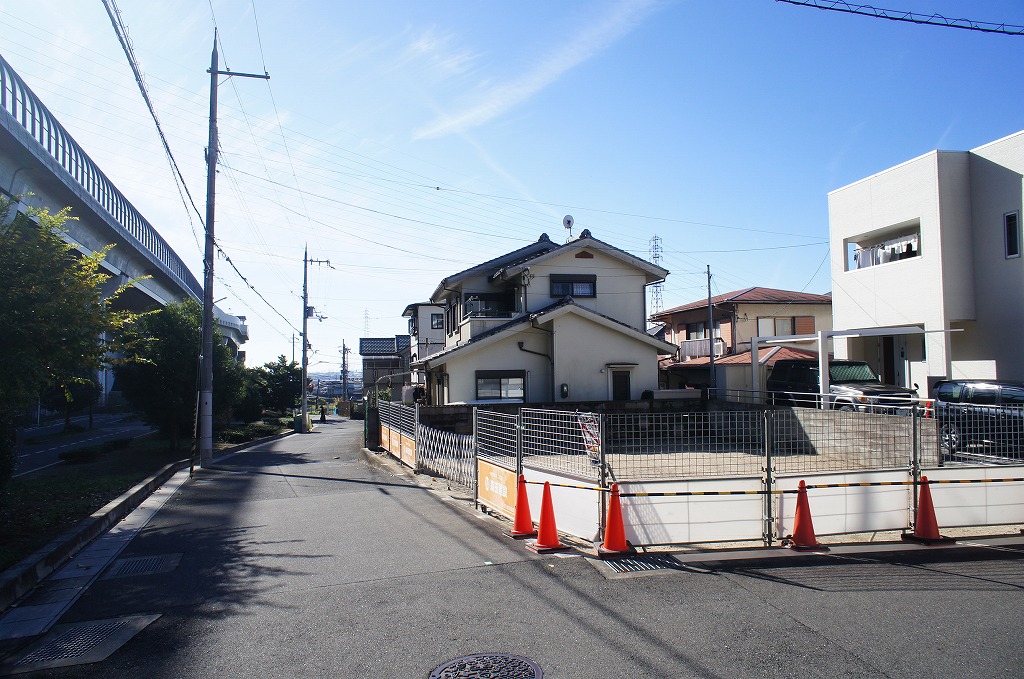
550,274,596,298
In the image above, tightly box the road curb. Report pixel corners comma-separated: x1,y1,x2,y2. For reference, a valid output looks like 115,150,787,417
0,459,188,612
0,429,296,613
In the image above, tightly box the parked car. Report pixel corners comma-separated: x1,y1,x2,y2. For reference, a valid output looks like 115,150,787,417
931,379,1024,456
766,359,918,412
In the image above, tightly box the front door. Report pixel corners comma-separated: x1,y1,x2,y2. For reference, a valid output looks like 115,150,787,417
611,371,631,401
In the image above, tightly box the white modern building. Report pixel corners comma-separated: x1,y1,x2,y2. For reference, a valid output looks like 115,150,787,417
828,130,1024,393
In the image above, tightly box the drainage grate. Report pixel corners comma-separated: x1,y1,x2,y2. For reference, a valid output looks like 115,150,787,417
16,620,128,665
605,554,685,574
0,615,160,674
429,653,542,679
103,554,182,579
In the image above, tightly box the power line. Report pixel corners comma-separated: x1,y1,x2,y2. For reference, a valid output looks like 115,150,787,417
776,1,1024,36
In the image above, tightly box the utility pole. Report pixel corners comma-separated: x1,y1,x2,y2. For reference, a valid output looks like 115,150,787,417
300,246,332,432
199,32,269,467
707,265,716,394
341,341,350,400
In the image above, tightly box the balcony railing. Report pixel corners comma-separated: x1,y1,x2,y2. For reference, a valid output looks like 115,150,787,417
679,337,726,360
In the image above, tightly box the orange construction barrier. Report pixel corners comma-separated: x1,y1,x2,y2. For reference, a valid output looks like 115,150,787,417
526,481,569,553
599,483,635,558
902,476,955,544
787,480,828,551
505,474,537,539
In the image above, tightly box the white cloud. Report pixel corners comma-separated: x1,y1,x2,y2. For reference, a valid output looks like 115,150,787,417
414,0,659,140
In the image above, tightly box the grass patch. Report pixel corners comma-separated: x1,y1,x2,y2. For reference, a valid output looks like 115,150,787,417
219,422,283,444
0,437,186,572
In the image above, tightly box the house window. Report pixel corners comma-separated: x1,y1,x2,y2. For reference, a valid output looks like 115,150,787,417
431,313,444,330
464,292,516,319
550,274,596,298
475,370,525,400
1005,211,1020,259
758,316,814,336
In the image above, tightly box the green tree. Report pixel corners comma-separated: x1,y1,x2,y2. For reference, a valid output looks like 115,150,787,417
116,299,240,450
0,198,137,488
260,356,301,414
40,377,101,432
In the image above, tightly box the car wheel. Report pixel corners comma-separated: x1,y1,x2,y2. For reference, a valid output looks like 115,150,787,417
940,423,960,453
837,403,855,412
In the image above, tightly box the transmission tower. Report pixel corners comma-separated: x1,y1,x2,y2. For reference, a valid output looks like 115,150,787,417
363,308,370,337
776,1,1024,36
649,235,664,317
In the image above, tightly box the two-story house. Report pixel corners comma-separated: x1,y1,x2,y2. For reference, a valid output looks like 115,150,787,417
412,231,677,404
359,335,411,397
652,287,832,390
402,302,445,387
829,130,1024,391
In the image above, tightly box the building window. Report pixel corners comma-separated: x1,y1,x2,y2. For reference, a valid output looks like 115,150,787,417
431,313,444,330
475,370,525,401
1005,211,1020,259
550,274,596,298
757,316,814,336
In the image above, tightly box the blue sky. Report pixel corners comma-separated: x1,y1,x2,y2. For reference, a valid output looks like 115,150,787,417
2,1,1024,370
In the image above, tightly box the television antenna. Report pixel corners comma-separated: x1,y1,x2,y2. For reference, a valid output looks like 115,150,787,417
563,215,574,242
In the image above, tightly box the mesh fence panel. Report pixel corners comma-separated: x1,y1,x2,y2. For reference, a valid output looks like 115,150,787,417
417,424,475,489
935,404,1024,466
521,408,600,480
378,401,414,435
604,411,765,479
770,408,913,474
477,410,518,469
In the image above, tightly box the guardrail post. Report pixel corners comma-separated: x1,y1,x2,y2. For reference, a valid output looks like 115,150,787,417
414,404,421,474
472,407,479,510
762,410,775,546
515,409,523,478
910,403,920,528
598,412,608,543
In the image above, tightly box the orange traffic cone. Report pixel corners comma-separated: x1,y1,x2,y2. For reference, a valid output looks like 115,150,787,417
902,476,955,544
599,483,635,558
526,481,569,553
505,474,537,539
787,480,828,551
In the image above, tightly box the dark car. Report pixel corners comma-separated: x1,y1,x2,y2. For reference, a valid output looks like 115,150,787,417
931,379,1024,457
767,359,918,412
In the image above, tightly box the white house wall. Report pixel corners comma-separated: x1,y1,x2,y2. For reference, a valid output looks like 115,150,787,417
442,329,552,403
525,248,649,330
828,150,973,387
967,134,1024,380
550,313,660,401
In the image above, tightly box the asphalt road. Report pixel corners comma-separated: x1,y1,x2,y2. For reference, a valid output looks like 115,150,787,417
14,415,155,477
3,417,1022,678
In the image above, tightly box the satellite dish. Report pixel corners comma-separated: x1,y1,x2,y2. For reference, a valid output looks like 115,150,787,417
563,215,574,230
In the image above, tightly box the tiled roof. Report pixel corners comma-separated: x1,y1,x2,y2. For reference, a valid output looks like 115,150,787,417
360,337,397,356
654,287,832,318
665,346,819,368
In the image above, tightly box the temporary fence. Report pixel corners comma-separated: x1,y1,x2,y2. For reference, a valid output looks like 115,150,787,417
416,424,475,489
370,401,1024,547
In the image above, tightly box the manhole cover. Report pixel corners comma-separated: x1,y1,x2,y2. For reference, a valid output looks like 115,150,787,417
429,653,542,678
606,554,684,574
